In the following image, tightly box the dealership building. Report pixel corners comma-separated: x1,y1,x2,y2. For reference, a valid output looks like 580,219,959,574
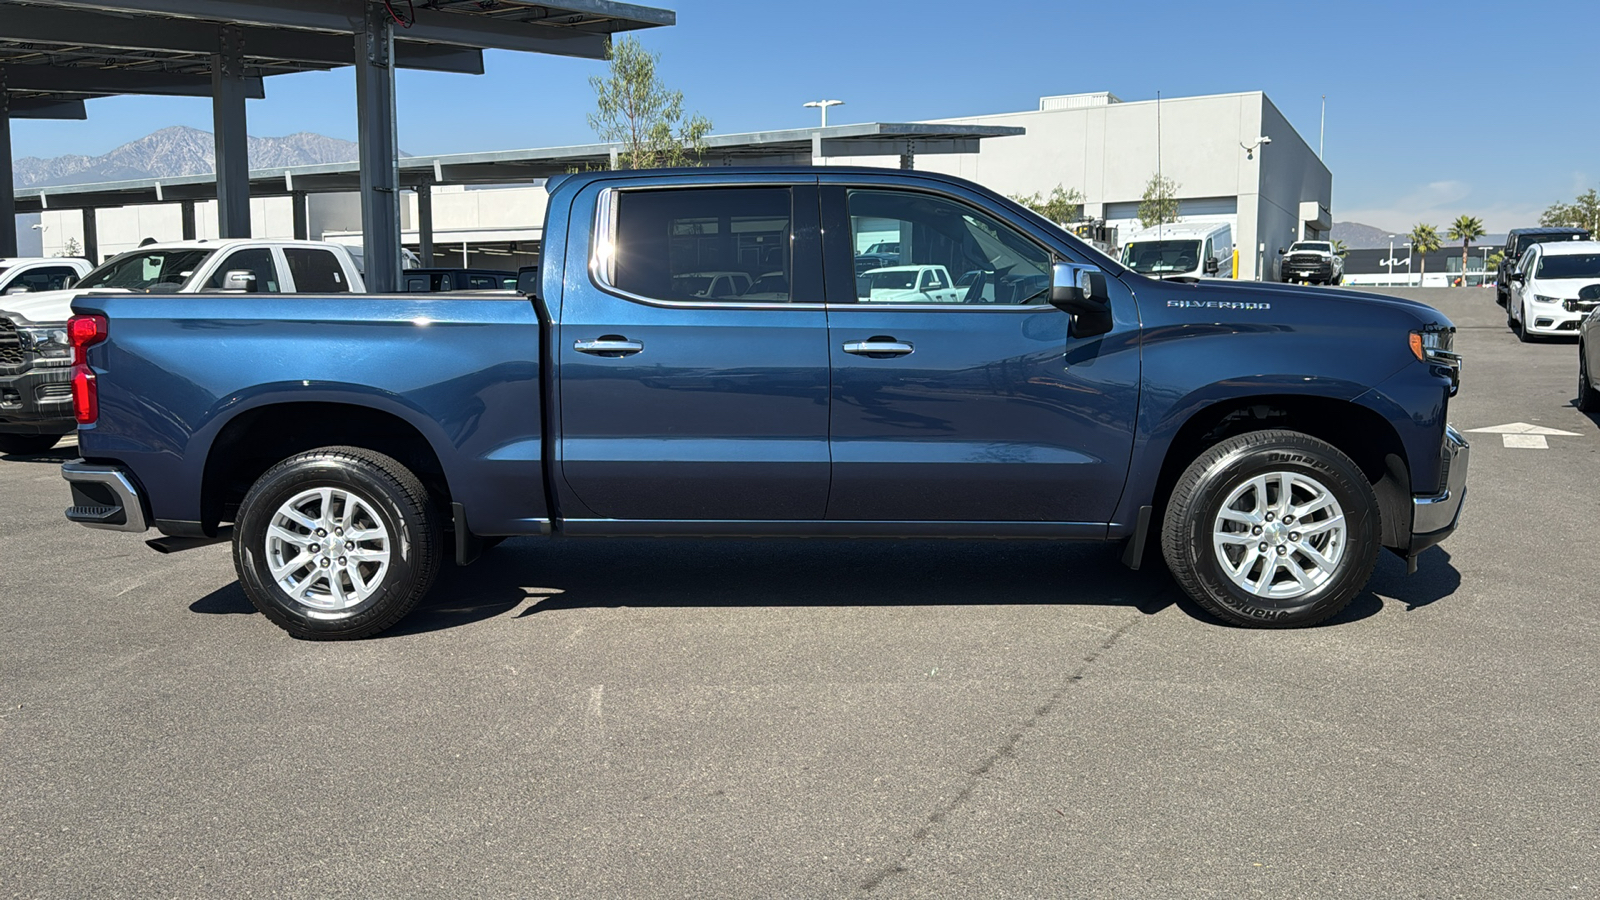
21,89,1331,281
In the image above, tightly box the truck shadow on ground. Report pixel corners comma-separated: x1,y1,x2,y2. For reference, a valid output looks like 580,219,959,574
0,444,78,464
362,539,1456,637
188,539,1462,636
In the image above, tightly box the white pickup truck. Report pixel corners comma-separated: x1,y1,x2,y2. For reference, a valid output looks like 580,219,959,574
0,257,93,297
0,240,366,454
858,264,963,303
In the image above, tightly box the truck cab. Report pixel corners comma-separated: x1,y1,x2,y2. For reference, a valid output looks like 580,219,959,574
0,257,92,296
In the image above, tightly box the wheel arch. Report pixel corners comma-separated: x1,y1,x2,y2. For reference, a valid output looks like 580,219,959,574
200,399,452,533
1150,394,1413,551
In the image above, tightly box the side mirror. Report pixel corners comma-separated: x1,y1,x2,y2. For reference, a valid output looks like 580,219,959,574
1512,271,1526,284
1204,257,1221,275
515,265,540,297
1050,262,1112,338
1277,248,1287,255
221,270,257,292
4,285,31,295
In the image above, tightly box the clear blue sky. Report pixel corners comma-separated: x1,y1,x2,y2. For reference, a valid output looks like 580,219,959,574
11,0,1598,232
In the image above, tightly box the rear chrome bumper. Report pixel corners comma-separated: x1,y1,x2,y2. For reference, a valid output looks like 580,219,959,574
61,460,149,532
1410,425,1469,555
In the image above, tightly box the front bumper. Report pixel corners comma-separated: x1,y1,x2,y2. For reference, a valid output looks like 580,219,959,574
62,460,150,532
0,360,75,435
1409,425,1469,557
1523,304,1583,335
1282,261,1335,281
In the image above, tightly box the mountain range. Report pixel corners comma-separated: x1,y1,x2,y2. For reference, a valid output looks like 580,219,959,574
12,126,362,189
1332,220,1506,250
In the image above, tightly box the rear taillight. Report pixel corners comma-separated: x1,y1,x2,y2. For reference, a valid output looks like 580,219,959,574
68,314,108,425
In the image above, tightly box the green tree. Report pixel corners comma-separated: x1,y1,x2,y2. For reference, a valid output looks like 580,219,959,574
1447,215,1486,285
587,36,712,170
1137,174,1180,229
1331,239,1348,256
1409,223,1441,280
1539,188,1600,234
1010,184,1085,224
1132,172,1184,227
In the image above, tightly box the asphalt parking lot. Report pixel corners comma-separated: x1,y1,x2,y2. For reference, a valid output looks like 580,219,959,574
2,287,1596,899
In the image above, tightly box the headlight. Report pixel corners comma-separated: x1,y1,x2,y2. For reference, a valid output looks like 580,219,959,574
1410,328,1462,394
1534,294,1560,304
19,326,73,361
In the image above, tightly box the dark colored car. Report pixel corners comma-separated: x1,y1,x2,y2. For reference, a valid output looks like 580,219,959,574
1496,227,1591,305
402,268,516,292
60,166,1468,639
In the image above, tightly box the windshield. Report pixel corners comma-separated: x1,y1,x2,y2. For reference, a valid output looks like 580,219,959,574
1518,233,1588,254
670,275,716,295
1121,240,1202,274
863,269,918,290
77,249,215,291
1291,242,1332,253
866,242,899,254
1536,253,1600,280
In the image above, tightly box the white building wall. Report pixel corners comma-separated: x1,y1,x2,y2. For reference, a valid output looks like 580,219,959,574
827,91,1331,280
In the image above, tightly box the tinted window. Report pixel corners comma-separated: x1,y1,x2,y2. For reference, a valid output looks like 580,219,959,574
611,187,792,303
848,189,1051,304
12,266,79,292
1536,253,1600,280
467,274,500,289
283,248,348,292
79,249,213,291
1122,239,1202,275
208,248,281,292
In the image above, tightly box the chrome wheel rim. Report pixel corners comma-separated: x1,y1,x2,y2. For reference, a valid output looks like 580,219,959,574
1212,471,1347,601
266,487,391,613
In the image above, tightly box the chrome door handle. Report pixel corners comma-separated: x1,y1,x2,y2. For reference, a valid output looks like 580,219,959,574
574,338,643,356
842,340,914,356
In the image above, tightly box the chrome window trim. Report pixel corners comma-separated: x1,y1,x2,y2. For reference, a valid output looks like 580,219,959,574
588,183,825,312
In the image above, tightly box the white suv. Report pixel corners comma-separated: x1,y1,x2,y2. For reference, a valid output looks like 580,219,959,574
1506,240,1600,341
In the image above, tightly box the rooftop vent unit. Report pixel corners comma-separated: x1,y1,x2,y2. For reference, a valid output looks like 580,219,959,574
1039,92,1122,111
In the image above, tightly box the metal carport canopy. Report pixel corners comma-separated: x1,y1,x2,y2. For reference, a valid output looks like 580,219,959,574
12,123,1029,209
0,0,675,282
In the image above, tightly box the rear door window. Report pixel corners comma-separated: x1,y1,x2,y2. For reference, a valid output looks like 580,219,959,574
606,187,797,303
283,248,349,292
13,266,79,292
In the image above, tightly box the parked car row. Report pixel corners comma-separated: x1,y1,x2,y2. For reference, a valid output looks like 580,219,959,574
0,241,526,454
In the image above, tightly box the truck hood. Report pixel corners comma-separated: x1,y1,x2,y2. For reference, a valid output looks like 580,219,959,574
1149,277,1453,329
0,288,122,325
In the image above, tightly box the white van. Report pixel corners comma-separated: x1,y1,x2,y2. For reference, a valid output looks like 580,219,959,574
1119,222,1234,279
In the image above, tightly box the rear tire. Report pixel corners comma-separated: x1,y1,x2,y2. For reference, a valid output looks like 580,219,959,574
1161,429,1380,628
233,446,442,640
0,433,62,455
1580,344,1600,413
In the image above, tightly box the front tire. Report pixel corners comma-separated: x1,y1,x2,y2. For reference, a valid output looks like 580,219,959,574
1161,430,1380,628
233,446,442,640
1580,344,1600,413
0,433,61,455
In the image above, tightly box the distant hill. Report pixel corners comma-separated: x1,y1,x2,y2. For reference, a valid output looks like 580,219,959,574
1334,220,1507,250
12,126,364,188
1331,221,1396,249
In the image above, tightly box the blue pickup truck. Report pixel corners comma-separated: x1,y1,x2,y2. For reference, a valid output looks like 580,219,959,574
59,167,1468,639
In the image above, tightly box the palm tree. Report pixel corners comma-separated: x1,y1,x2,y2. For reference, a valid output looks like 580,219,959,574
1447,215,1487,287
1409,223,1441,282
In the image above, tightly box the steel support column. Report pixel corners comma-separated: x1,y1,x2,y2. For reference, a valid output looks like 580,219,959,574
415,179,435,267
180,200,197,240
211,24,252,238
0,82,16,258
82,208,98,263
291,191,308,240
356,2,401,292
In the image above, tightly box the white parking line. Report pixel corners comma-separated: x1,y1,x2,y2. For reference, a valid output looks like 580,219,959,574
1502,434,1549,449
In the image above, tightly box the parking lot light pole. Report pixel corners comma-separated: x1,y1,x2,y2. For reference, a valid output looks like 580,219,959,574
803,99,843,128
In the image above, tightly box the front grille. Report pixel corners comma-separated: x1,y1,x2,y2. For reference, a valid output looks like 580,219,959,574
0,318,23,368
1289,255,1325,265
36,382,73,402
